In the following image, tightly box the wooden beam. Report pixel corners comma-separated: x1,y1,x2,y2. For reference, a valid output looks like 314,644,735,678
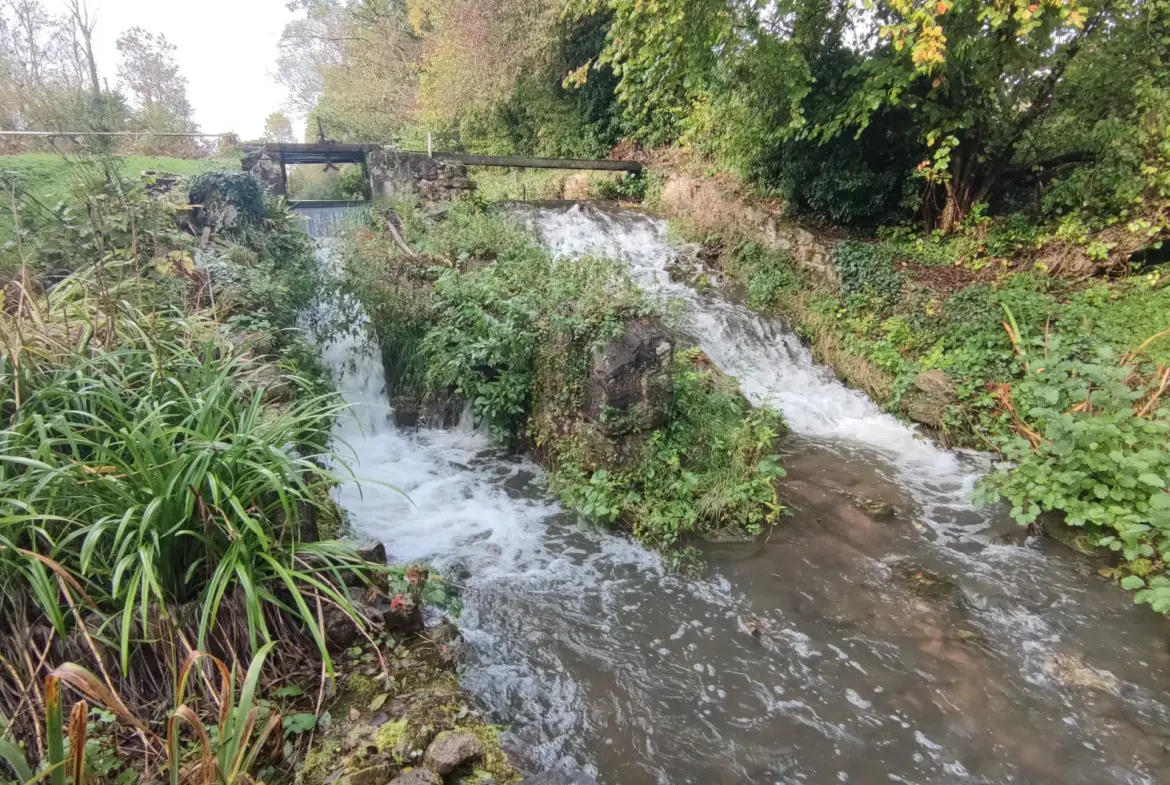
428,152,642,173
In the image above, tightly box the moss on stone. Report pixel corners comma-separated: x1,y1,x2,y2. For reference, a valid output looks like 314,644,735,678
301,739,342,785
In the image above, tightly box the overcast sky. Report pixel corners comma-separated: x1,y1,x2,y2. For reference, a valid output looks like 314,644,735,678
63,0,297,139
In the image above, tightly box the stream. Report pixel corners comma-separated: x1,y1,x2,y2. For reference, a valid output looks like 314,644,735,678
299,203,1170,785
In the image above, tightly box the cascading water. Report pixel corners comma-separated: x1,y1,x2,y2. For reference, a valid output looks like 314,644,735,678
298,204,1170,785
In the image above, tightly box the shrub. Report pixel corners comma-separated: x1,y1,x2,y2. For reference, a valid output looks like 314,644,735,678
188,170,265,235
975,312,1170,605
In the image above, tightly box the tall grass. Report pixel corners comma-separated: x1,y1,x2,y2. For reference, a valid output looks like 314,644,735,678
0,257,373,748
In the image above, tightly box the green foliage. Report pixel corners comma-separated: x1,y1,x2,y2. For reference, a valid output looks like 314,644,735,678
592,173,646,202
188,170,265,234
0,271,366,675
419,204,641,441
833,241,904,304
725,241,802,311
555,350,787,551
975,330,1170,594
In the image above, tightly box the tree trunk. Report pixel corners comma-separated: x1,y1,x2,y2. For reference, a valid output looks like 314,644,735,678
937,151,977,234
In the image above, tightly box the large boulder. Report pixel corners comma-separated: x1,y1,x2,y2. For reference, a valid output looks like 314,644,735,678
422,731,484,775
585,321,674,435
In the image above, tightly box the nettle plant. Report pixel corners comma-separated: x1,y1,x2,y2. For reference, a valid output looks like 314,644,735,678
976,309,1170,611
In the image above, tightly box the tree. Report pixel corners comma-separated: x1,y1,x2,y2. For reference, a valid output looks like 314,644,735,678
263,111,297,142
277,0,421,141
588,0,1170,232
0,0,109,133
115,26,194,124
409,0,559,124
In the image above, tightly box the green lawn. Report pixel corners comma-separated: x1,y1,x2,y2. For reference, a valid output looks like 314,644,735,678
0,152,234,207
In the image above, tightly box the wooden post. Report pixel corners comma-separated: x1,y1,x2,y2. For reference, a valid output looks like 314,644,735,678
426,131,433,158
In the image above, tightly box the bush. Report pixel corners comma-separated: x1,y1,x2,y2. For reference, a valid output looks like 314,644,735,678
975,331,1170,607
189,170,266,234
724,241,802,310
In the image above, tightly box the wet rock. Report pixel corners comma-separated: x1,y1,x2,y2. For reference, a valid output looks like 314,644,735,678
897,565,958,601
423,730,484,775
380,594,424,636
324,604,363,650
902,393,947,428
914,369,955,398
324,602,382,650
427,618,466,666
337,765,394,785
1044,653,1119,693
388,771,441,785
585,320,674,435
343,538,388,565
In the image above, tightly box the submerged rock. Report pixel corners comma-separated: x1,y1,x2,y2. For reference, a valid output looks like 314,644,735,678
423,730,485,775
585,320,674,435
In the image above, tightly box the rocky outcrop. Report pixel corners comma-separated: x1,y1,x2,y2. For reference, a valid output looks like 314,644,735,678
584,321,674,435
423,731,484,775
366,151,476,203
188,171,265,235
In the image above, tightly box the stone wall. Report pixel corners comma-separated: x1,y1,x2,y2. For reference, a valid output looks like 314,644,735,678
241,149,286,196
657,173,837,285
366,150,476,202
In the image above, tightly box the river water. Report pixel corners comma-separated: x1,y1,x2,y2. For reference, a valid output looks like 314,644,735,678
299,204,1170,785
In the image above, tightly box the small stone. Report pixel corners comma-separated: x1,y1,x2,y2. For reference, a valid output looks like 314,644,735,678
914,369,955,398
422,730,485,775
349,708,361,722
370,712,389,727
387,771,441,785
